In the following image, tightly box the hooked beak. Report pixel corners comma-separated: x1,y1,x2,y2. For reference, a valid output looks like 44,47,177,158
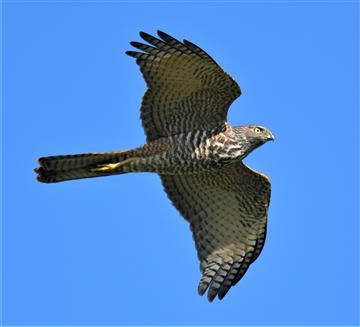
267,133,275,141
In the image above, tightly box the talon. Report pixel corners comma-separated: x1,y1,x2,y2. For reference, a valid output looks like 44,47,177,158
91,163,122,172
90,158,136,173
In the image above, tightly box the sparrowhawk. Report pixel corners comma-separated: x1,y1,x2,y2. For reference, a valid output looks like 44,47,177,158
35,31,274,302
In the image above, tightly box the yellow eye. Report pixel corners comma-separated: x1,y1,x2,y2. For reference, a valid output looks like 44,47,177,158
254,127,261,134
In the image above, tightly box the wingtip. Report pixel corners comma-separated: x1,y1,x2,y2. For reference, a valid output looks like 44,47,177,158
157,30,169,40
207,288,217,302
139,31,148,39
198,282,208,296
217,287,230,300
198,282,217,303
125,50,137,57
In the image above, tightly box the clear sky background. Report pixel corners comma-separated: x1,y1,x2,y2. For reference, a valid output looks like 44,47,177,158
2,1,359,325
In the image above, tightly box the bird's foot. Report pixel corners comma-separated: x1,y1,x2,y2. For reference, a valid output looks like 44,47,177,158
90,158,135,173
91,163,122,172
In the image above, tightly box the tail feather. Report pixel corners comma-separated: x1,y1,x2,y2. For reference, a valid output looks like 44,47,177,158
35,150,134,183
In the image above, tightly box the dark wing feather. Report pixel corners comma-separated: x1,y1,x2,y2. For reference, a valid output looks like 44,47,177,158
127,31,241,141
160,162,271,302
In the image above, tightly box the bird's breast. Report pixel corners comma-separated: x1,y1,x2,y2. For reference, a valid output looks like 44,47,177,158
137,129,246,174
173,130,245,170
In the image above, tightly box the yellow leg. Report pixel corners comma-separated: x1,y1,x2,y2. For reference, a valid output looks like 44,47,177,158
90,158,136,172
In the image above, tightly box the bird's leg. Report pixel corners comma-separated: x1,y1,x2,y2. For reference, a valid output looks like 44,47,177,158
90,158,136,172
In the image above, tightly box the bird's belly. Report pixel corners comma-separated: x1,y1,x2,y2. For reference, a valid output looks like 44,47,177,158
131,131,244,174
138,144,240,174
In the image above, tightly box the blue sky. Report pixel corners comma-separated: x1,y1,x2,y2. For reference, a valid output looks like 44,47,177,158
2,1,359,325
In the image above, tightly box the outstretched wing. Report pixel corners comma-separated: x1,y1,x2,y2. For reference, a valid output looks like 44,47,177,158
161,162,271,302
126,31,241,141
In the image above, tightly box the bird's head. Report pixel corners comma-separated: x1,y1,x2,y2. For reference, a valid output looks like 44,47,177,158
233,125,274,155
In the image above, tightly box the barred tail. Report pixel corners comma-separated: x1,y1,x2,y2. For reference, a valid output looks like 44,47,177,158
35,150,136,183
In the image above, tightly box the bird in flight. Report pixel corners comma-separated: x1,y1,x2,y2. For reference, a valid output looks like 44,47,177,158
35,31,274,302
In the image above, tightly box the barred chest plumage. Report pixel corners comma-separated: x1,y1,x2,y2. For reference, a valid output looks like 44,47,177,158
132,125,248,174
